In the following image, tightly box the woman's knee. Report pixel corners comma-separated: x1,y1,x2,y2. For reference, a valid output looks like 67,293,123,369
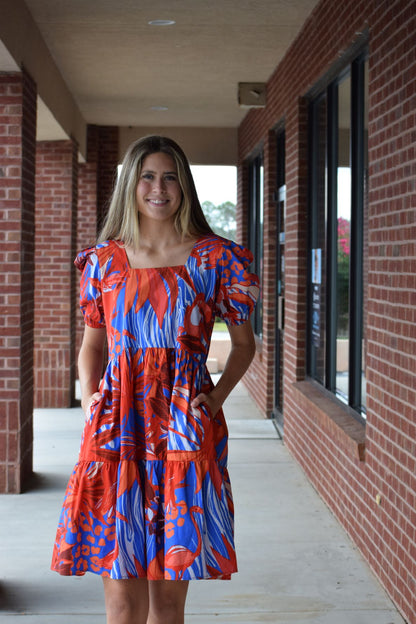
102,577,149,624
105,595,134,622
148,580,189,624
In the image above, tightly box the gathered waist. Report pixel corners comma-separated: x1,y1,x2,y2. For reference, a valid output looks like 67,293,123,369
108,346,208,360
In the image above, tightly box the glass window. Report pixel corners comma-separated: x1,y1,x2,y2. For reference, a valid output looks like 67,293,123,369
308,54,368,417
309,94,327,386
337,74,351,400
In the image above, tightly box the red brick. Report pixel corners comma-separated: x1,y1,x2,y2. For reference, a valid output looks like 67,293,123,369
75,126,118,355
0,70,36,493
238,0,416,622
34,140,78,408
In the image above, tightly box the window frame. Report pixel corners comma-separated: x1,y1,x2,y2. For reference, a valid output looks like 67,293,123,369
307,52,368,417
248,151,264,338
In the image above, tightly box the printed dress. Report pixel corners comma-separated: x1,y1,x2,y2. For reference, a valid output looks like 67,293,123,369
51,235,259,580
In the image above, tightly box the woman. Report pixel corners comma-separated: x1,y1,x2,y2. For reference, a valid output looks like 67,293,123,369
51,135,259,624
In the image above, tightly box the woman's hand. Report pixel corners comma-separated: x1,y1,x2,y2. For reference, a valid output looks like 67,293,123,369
193,321,256,418
81,391,102,415
191,392,222,418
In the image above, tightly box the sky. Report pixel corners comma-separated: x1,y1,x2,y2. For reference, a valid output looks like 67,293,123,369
119,163,349,215
118,164,237,207
191,165,351,221
191,165,351,218
338,167,351,219
191,166,237,205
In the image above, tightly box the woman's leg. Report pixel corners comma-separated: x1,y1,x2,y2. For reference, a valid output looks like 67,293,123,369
148,580,189,624
102,577,149,624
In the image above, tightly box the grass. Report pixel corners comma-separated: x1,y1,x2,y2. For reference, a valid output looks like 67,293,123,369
213,319,228,333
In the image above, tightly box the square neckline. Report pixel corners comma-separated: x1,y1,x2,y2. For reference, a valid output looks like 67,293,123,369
117,236,207,271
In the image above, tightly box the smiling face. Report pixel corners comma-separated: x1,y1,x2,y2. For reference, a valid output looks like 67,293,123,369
136,152,183,226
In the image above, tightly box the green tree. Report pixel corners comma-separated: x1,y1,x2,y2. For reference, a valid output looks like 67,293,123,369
201,200,236,241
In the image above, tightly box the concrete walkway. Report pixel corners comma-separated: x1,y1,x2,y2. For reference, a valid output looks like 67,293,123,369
0,380,405,623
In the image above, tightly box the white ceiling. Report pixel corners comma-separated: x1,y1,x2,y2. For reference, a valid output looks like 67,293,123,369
6,0,319,133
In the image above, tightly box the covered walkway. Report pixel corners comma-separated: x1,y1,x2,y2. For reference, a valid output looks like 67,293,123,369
0,380,404,623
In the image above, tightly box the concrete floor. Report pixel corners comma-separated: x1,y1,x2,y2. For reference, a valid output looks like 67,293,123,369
0,380,406,623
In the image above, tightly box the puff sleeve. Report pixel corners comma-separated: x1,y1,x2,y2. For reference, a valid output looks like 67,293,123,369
214,240,260,325
74,247,105,328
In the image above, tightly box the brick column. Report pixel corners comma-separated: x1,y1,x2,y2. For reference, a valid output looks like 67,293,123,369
87,125,119,231
0,71,37,493
76,157,97,356
34,140,78,408
75,124,118,359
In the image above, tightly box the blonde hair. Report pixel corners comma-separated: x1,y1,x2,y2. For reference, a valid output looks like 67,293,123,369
98,135,213,249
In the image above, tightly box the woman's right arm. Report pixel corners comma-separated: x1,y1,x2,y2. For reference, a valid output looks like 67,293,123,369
78,325,107,413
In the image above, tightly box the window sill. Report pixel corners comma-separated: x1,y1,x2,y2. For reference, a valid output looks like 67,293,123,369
292,380,366,462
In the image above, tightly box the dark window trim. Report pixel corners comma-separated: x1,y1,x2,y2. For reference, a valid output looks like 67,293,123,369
247,150,264,338
305,30,369,100
349,55,366,410
326,81,338,393
307,49,368,419
306,96,322,379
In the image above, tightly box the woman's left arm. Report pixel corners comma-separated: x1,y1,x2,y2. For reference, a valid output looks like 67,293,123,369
191,320,256,416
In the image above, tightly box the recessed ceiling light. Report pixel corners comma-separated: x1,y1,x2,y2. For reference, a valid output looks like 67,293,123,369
150,106,169,111
148,19,176,26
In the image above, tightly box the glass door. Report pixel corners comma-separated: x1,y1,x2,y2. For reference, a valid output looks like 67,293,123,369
273,131,285,431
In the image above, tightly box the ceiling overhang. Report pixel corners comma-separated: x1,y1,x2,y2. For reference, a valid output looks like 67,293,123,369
0,0,320,163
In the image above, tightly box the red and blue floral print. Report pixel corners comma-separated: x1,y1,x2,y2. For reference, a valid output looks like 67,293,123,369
51,235,259,580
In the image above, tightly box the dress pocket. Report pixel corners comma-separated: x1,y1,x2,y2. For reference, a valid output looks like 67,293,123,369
201,401,213,419
85,395,103,423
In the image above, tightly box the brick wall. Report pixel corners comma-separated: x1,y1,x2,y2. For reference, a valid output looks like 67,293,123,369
98,126,119,226
0,70,37,492
88,125,119,231
34,140,78,408
34,127,118,408
365,0,416,612
238,0,416,621
77,162,98,250
75,125,119,365
76,159,98,356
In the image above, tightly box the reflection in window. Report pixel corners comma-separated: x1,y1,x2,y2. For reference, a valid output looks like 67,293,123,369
337,75,351,400
308,54,368,417
309,94,327,385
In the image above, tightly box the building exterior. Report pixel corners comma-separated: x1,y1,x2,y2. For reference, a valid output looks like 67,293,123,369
239,1,416,621
0,0,415,622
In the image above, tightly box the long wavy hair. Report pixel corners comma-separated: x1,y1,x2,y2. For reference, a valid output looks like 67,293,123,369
97,135,213,249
